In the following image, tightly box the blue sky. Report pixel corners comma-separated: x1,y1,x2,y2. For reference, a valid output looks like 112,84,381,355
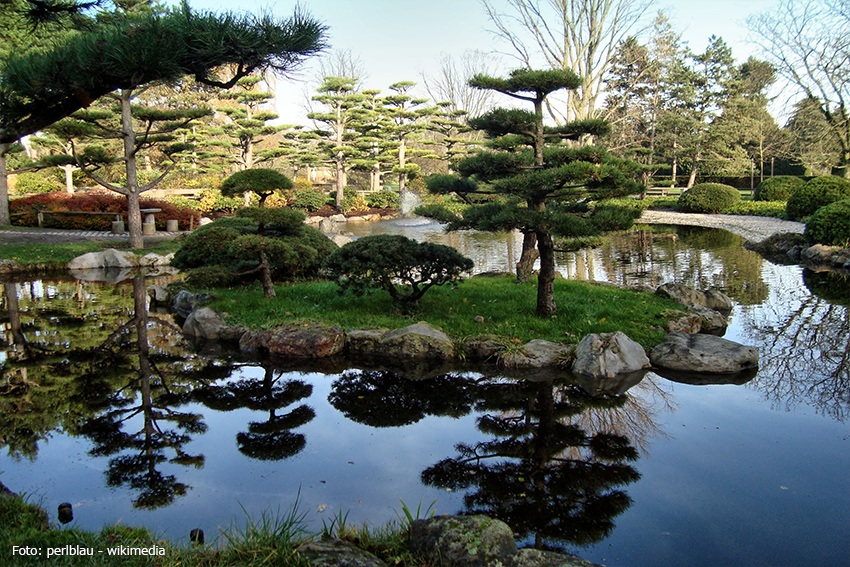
177,0,782,122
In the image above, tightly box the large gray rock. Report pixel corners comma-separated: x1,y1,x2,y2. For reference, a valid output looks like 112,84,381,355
656,282,733,312
380,322,454,360
409,515,516,567
500,339,572,369
240,324,345,358
409,515,597,567
172,290,214,319
68,248,138,270
572,331,650,378
182,307,227,341
462,336,505,361
650,332,759,374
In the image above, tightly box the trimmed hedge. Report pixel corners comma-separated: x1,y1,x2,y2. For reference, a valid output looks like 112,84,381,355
786,176,850,221
753,176,805,202
805,199,850,245
678,183,741,213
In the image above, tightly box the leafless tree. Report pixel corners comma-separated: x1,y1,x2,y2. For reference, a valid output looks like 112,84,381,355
421,50,500,119
481,0,652,122
748,0,850,178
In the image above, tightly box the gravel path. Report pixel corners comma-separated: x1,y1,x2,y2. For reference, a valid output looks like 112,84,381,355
638,210,805,243
1,211,804,246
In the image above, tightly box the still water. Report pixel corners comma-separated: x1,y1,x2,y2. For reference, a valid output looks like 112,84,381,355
1,222,848,566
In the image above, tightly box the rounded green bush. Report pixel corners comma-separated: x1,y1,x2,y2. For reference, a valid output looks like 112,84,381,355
365,189,400,209
804,199,850,245
677,183,741,213
291,188,328,211
786,176,850,221
753,176,805,202
13,170,63,195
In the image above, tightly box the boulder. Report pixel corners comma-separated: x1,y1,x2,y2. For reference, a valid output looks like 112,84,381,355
656,282,733,312
346,329,386,357
182,307,227,341
462,336,505,361
263,324,346,358
409,515,597,567
689,305,728,335
650,332,759,374
138,252,174,267
329,234,353,247
572,331,650,379
802,244,837,264
409,515,516,567
171,290,214,319
500,339,572,369
666,312,703,334
68,248,138,270
380,322,454,360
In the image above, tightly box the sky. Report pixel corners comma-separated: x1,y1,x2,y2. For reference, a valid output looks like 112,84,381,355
175,0,784,123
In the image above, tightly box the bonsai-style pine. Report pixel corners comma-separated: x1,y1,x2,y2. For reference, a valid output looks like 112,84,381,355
426,69,644,317
220,168,293,208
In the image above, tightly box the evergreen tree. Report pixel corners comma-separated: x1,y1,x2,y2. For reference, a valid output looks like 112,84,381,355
426,69,642,317
307,76,363,208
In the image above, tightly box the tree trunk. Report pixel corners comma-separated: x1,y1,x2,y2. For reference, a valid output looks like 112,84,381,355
535,230,557,317
516,230,539,283
335,150,346,208
0,147,9,226
120,90,145,249
259,250,276,298
63,165,76,194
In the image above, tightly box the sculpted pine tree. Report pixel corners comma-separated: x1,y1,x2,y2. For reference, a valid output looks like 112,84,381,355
427,69,643,317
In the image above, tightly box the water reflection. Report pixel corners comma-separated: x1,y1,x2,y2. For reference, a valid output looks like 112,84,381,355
328,370,476,427
194,363,315,461
422,378,640,549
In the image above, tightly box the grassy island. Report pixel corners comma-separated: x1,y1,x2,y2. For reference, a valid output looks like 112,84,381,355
210,274,681,348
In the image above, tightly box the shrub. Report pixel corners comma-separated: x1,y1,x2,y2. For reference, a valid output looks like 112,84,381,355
323,234,474,305
785,176,850,221
753,176,805,202
365,189,400,209
291,188,329,211
8,192,199,230
12,170,63,195
197,188,244,215
172,215,337,286
677,183,741,213
341,189,369,214
720,200,787,218
804,199,850,245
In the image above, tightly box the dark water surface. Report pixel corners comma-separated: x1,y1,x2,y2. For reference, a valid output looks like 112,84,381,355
1,223,848,566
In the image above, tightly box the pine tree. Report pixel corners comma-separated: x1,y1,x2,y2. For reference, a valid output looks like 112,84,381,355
426,69,642,317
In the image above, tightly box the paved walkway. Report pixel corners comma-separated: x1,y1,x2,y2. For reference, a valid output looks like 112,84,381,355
1,211,805,246
638,210,805,243
0,228,184,244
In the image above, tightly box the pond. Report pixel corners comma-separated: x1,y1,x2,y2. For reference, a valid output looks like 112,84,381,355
1,222,848,566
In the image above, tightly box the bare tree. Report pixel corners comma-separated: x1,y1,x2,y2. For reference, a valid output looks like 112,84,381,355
481,0,652,122
748,0,850,178
421,50,500,118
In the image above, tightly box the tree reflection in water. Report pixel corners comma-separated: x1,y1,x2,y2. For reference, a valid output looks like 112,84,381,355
328,369,477,427
743,268,850,421
421,378,641,550
75,274,214,509
193,364,315,461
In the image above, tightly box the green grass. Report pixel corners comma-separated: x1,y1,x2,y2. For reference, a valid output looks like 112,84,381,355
210,275,681,347
0,493,421,566
0,240,182,266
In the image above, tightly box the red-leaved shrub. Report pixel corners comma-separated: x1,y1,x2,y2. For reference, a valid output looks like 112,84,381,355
10,191,201,231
